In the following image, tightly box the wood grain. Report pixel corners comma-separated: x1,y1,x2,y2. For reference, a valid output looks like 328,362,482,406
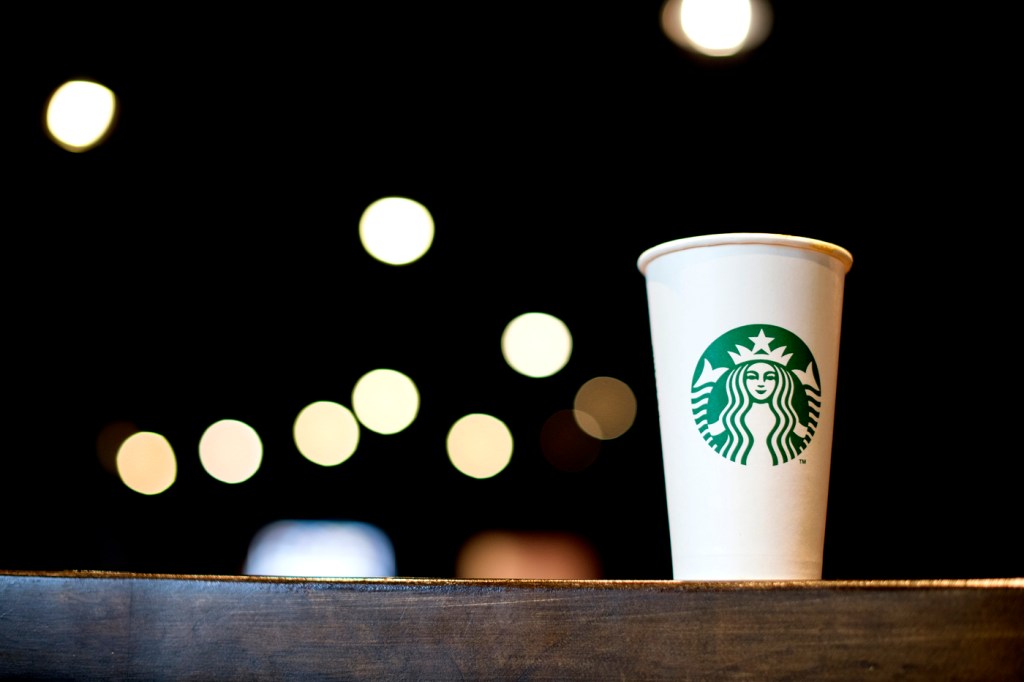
2,571,1022,680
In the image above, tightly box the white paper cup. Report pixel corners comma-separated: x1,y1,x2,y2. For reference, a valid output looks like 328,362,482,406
637,233,853,580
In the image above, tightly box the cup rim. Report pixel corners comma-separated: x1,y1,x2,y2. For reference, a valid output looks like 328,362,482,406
637,233,853,275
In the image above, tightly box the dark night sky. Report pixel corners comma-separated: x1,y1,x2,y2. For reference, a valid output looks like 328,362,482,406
5,3,1019,580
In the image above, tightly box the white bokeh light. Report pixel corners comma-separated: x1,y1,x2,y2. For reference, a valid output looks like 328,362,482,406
244,520,396,578
293,400,360,466
198,419,263,484
359,196,435,265
45,79,118,152
447,413,514,479
352,368,420,435
680,0,752,55
661,0,772,57
501,312,573,378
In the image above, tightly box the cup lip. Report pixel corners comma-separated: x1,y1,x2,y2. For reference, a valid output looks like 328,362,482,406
637,232,853,275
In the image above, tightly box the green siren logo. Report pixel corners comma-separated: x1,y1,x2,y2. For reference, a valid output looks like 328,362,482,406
692,324,821,466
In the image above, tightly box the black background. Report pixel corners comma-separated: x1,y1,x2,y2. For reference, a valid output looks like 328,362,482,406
5,3,1018,580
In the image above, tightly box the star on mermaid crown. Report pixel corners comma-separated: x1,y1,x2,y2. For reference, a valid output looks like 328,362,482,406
728,329,793,367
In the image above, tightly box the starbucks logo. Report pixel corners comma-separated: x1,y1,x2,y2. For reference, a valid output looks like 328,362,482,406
692,324,821,466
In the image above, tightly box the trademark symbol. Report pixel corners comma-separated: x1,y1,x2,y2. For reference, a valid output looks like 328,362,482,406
799,459,806,464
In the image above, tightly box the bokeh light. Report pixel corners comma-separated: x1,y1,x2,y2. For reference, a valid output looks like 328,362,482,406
45,79,118,152
540,409,601,473
359,196,435,265
501,312,573,378
573,376,637,440
352,368,420,435
456,531,602,579
681,0,751,54
661,0,772,57
447,413,514,479
96,420,138,475
116,431,177,495
293,400,360,466
198,419,263,484
243,520,396,577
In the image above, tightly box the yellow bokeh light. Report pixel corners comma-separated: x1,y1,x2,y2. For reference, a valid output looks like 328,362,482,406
447,413,514,479
540,410,601,473
45,79,118,152
116,431,177,495
359,196,435,265
352,368,420,435
456,531,602,579
501,312,573,378
96,420,138,475
198,419,263,484
573,376,638,440
293,401,360,466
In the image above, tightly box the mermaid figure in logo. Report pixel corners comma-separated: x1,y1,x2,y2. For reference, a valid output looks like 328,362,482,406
701,329,812,465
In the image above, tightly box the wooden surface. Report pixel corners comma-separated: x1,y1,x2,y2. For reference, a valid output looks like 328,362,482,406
2,571,1023,681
